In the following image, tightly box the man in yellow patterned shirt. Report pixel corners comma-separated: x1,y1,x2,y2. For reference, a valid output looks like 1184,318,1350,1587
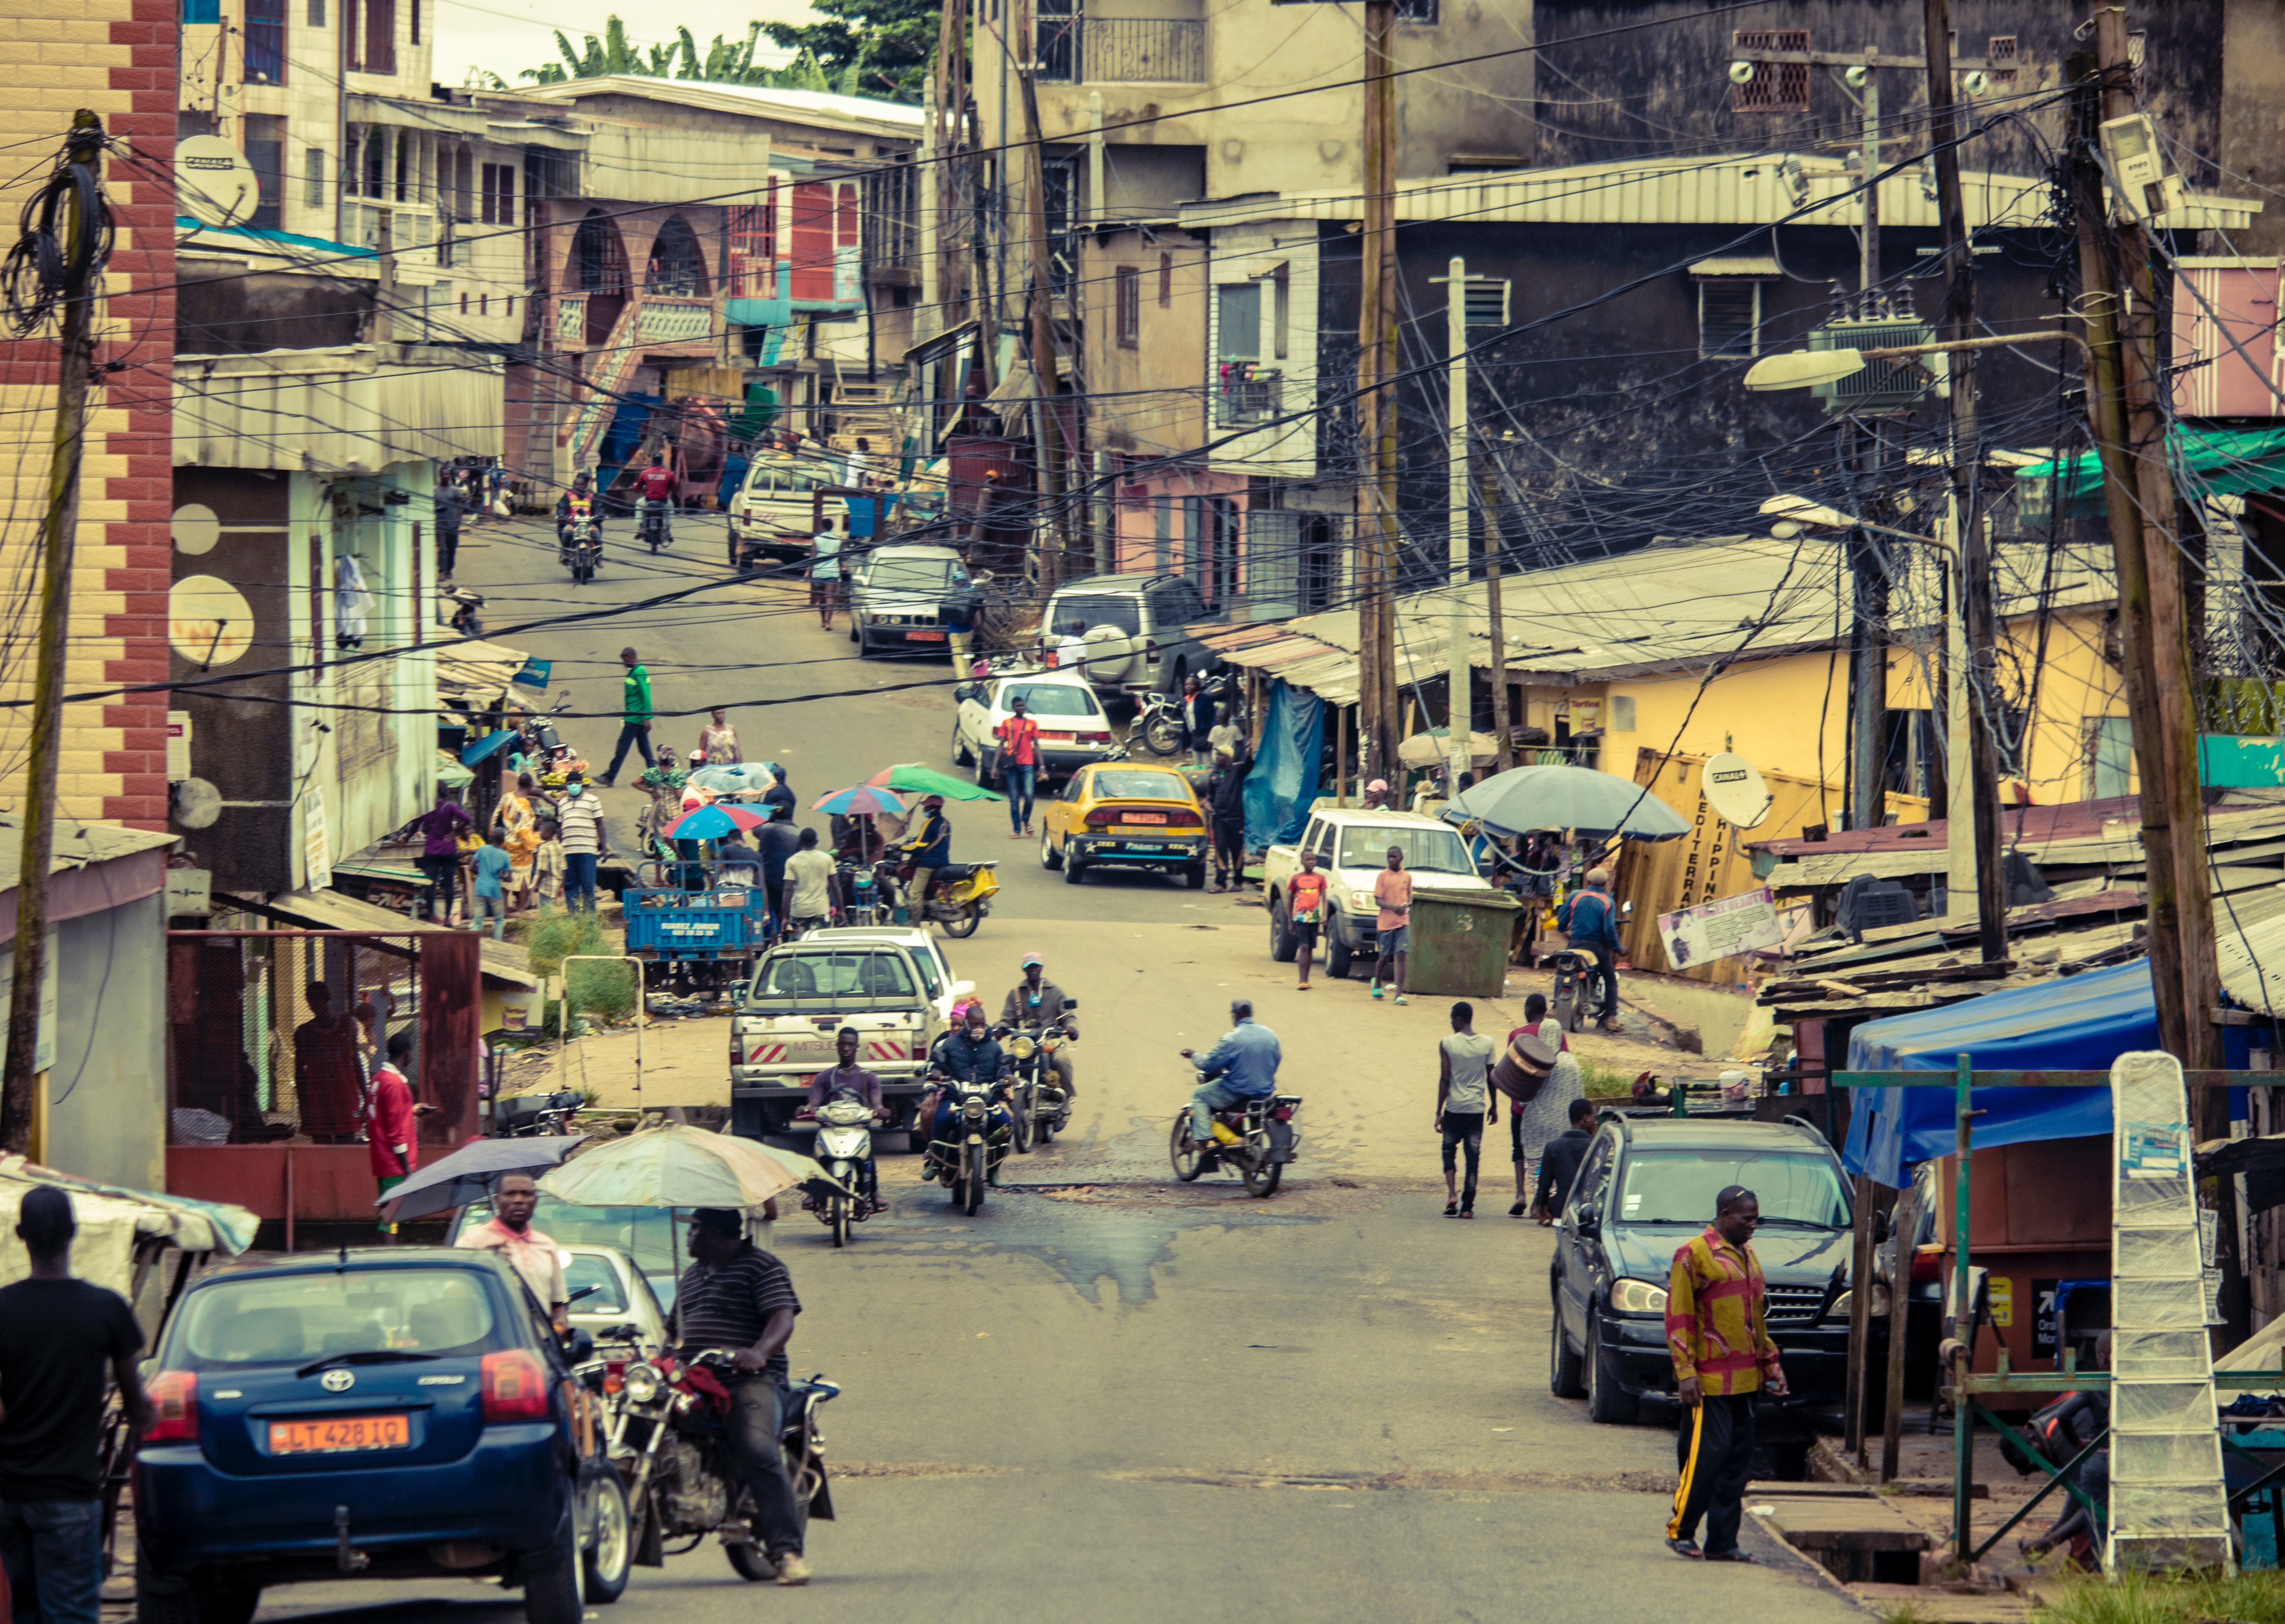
1664,1186,1786,1561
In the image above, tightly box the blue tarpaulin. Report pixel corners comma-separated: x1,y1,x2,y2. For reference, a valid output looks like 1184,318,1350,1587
1243,680,1324,852
1841,960,2250,1184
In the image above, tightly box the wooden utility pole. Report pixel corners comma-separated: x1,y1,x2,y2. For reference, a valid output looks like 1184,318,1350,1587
931,0,970,328
3,112,106,1154
1354,0,1400,783
1017,64,1076,592
1482,458,1512,773
1922,0,2007,963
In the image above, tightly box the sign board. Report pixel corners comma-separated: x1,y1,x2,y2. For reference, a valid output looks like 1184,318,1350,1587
1986,1274,2013,1328
164,868,212,917
1654,886,1784,969
2032,1278,2060,1357
0,942,60,1073
176,134,259,229
166,710,192,782
302,781,332,893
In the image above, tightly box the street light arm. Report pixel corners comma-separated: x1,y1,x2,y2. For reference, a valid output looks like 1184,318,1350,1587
1857,331,2093,365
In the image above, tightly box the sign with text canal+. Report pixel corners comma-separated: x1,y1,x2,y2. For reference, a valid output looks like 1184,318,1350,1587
177,136,259,230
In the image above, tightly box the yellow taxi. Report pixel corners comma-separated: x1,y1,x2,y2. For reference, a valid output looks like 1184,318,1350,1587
1037,760,1210,888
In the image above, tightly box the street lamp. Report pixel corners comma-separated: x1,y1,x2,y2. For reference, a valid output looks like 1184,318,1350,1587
1744,330,2093,393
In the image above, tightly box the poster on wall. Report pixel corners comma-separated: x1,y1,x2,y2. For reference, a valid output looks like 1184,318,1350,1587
1655,887,1784,968
303,781,332,894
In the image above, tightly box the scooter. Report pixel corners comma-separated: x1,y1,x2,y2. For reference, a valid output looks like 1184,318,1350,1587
806,1095,877,1246
896,860,998,938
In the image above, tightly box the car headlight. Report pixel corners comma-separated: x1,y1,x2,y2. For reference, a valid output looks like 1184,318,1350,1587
1609,1278,1669,1317
1826,1290,1852,1321
622,1362,663,1404
1350,890,1378,911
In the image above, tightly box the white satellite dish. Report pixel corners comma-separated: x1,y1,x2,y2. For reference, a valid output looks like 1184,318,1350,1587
173,777,223,830
1703,752,1773,829
177,135,259,229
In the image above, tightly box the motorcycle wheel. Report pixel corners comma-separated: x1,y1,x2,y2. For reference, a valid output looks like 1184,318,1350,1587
829,1196,848,1248
1554,978,1581,1033
726,1540,775,1583
1168,1113,1205,1181
1036,1108,1055,1146
963,1157,986,1215
1140,711,1184,756
1241,1153,1283,1199
1011,1096,1033,1153
942,901,981,938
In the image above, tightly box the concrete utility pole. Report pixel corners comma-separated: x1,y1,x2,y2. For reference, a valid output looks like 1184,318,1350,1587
1922,0,2007,963
1441,257,1472,788
1354,0,1400,784
3,113,106,1155
1482,457,1512,773
1017,64,1076,594
1859,45,1881,294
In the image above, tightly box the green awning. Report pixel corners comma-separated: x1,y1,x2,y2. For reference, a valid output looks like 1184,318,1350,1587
2017,425,2285,520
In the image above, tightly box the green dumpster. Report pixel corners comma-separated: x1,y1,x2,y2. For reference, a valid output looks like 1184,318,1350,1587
1404,889,1524,998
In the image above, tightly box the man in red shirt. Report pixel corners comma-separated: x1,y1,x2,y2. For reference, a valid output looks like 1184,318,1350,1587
369,1032,433,1234
633,452,676,546
994,695,1042,839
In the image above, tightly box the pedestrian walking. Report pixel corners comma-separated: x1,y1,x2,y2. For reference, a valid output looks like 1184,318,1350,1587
811,524,843,628
597,647,655,787
532,818,566,909
1286,848,1328,990
398,784,472,924
471,829,514,939
1370,845,1412,1004
433,470,466,579
756,806,802,941
994,695,1040,838
1665,1186,1786,1562
1210,740,1249,892
1435,1002,1497,1218
784,827,834,933
369,1032,433,1233
555,777,607,912
1531,1097,1598,1222
0,1186,151,1624
1504,998,1584,1212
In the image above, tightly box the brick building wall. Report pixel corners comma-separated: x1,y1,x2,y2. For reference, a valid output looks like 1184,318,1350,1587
0,0,175,832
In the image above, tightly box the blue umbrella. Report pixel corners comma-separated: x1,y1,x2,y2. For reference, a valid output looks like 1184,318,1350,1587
1442,762,1693,842
378,1134,590,1222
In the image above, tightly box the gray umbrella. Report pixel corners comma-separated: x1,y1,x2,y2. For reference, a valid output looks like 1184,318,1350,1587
378,1134,592,1222
1441,763,1693,842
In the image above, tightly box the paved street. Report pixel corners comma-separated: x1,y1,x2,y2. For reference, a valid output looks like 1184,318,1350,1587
241,525,1864,1621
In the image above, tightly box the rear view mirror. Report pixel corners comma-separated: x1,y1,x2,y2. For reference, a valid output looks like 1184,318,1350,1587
562,1327,596,1363
1061,997,1078,1010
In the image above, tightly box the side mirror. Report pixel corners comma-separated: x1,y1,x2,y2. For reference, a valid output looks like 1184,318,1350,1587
1573,1206,1600,1237
562,1326,596,1363
954,684,978,702
1061,997,1078,1010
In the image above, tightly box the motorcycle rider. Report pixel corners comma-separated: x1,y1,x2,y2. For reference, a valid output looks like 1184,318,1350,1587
918,1002,1012,1176
898,792,952,911
1179,997,1280,1149
633,450,677,545
555,471,600,564
998,951,1077,1103
672,1207,810,1586
805,1027,888,1213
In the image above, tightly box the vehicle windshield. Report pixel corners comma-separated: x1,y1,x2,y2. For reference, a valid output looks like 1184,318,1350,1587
564,1253,628,1315
741,462,825,498
170,1269,503,1368
864,555,963,594
999,683,1101,718
752,950,918,1000
1613,1150,1853,1229
1336,825,1474,874
1048,595,1141,637
459,1199,682,1305
1093,769,1191,800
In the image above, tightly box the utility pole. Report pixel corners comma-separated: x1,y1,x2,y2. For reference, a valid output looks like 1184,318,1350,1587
1482,457,1512,773
1354,0,1399,784
1439,256,1472,788
1922,0,2007,963
1859,45,1881,294
1017,64,1075,594
3,112,107,1155
374,206,395,345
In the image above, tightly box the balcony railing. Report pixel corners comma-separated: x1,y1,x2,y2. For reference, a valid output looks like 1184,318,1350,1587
1216,365,1281,428
1038,17,1206,84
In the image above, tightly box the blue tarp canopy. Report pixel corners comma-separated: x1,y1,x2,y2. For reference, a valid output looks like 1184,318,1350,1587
1242,680,1325,852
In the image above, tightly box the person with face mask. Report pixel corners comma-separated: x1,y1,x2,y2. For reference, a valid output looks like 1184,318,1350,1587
555,772,609,911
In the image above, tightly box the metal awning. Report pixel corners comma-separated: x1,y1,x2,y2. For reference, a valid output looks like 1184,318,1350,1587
1689,255,1784,278
2019,425,2285,518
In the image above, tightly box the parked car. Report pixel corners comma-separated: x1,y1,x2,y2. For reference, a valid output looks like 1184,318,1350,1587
1037,572,1221,698
448,1197,686,1313
1037,760,1209,888
849,544,970,657
1261,808,1489,978
135,1247,630,1624
561,1244,670,1357
950,672,1118,785
1547,1116,1855,1439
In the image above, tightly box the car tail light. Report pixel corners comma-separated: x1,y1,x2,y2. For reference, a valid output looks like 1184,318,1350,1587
1078,730,1112,744
1166,814,1205,831
144,1371,197,1442
1084,808,1118,828
480,1350,552,1421
1144,639,1160,665
1910,1246,1942,1283
604,1360,626,1396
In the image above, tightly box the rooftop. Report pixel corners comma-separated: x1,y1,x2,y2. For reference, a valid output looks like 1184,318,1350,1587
505,76,922,138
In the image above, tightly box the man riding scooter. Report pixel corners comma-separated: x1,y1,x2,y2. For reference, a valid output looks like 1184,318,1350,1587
803,1028,889,1214
555,471,600,565
917,1004,1013,1181
998,952,1078,1104
897,793,952,916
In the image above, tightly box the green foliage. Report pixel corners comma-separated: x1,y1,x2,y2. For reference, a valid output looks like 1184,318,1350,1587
1579,1058,1635,1098
2034,1569,2285,1624
523,909,638,1027
511,11,920,94
759,0,939,100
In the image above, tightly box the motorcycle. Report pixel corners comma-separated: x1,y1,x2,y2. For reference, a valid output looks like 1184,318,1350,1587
603,1350,838,1581
637,497,673,554
806,1095,877,1246
919,1069,1012,1215
1136,690,1184,757
493,1088,583,1137
832,859,888,926
895,860,998,938
1004,1011,1076,1152
1168,1064,1302,1198
567,509,603,585
1545,948,1613,1033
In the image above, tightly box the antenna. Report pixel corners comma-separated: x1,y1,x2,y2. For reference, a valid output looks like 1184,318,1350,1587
1702,752,1774,830
175,135,260,229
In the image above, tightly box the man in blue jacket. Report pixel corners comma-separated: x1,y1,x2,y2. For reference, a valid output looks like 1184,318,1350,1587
1557,866,1625,1033
1180,998,1281,1146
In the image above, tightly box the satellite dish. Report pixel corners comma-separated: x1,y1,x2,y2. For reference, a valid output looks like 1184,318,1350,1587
173,777,223,830
1703,752,1773,829
177,135,259,229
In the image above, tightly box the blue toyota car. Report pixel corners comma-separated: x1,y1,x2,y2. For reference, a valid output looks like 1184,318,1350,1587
134,1247,632,1624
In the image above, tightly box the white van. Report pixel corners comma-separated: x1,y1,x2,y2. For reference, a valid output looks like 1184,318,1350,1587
727,451,842,571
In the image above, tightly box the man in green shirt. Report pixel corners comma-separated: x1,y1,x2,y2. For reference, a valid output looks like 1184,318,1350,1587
598,646,656,787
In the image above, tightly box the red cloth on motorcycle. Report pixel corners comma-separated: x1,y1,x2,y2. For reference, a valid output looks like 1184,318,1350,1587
1492,1032,1559,1107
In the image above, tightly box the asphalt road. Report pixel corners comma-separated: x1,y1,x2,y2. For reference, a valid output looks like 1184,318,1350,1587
233,524,1866,1621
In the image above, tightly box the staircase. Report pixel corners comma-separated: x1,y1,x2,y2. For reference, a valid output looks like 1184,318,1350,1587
563,294,647,469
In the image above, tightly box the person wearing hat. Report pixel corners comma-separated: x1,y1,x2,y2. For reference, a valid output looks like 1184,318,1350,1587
674,1207,811,1585
898,792,952,910
999,953,1078,1101
1558,865,1626,1033
1360,777,1394,811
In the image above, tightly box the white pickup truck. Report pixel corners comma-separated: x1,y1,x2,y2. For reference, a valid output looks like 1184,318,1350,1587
1260,808,1490,978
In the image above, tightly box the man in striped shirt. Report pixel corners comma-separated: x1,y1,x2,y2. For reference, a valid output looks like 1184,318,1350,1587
676,1207,809,1585
554,773,608,912
1664,1185,1785,1561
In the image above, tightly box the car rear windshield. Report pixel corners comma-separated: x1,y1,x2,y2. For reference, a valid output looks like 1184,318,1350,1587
1000,683,1101,718
1335,825,1474,874
1093,770,1191,800
864,556,962,594
1613,1150,1851,1229
169,1269,503,1368
1048,595,1141,637
741,462,824,498
750,950,918,1004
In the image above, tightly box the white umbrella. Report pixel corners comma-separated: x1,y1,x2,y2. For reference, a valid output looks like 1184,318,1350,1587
538,1122,818,1209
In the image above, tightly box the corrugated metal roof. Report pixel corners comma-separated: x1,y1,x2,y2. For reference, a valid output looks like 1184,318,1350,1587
1178,153,2260,234
0,817,174,894
175,346,503,472
435,639,530,704
1689,255,1785,278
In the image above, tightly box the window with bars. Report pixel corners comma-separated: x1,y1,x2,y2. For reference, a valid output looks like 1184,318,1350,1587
1732,29,1809,112
1986,35,2019,88
244,0,286,82
1698,281,1762,356
480,162,514,225
1394,0,1436,19
729,197,778,297
1115,265,1139,348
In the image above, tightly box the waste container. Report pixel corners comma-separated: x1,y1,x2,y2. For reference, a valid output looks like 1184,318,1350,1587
1405,889,1525,998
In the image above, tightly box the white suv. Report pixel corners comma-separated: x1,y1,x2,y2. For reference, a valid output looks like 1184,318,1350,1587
1038,572,1220,697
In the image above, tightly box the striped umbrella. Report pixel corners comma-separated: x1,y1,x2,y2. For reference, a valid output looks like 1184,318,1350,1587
665,803,769,840
811,784,908,817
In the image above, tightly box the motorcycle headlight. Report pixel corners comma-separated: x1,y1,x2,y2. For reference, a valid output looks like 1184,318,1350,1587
1609,1278,1669,1317
963,1099,985,1120
1010,1035,1037,1059
622,1362,664,1404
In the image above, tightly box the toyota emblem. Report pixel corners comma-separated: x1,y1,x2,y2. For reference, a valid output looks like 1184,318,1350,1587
320,1369,355,1392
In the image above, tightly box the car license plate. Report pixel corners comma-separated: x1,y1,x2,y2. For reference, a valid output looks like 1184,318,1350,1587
905,629,946,641
1124,812,1168,824
269,1415,412,1455
1041,732,1074,743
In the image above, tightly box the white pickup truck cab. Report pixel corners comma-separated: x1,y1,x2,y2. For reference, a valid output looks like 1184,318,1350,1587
1259,808,1489,978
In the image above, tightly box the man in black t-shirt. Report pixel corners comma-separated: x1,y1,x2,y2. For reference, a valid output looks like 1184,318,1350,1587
0,1186,149,1624
674,1207,808,1585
